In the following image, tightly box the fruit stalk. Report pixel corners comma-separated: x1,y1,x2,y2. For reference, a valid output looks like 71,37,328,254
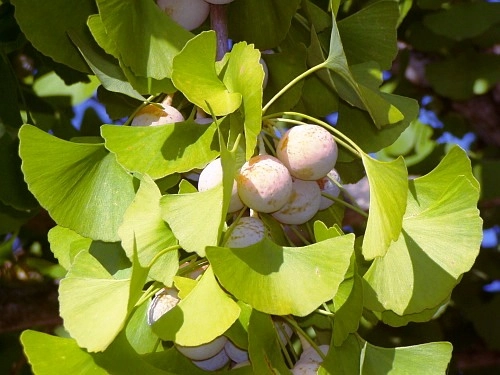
210,4,229,61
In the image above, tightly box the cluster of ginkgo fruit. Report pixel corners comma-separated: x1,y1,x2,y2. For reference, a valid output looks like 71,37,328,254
134,103,340,372
198,123,342,248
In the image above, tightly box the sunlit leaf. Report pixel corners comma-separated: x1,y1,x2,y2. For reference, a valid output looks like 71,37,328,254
172,31,242,116
361,154,407,260
125,302,160,355
206,235,354,316
96,0,192,80
48,226,92,271
332,269,363,346
33,71,99,105
19,125,135,242
363,147,482,315
87,14,119,58
360,339,452,374
59,250,145,352
322,334,452,374
160,185,223,257
118,175,179,285
152,267,240,346
21,330,108,375
219,41,264,159
102,121,219,179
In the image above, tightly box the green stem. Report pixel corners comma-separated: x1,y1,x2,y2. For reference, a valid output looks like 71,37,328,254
221,207,248,247
262,63,326,114
261,132,277,156
147,245,182,269
322,192,368,218
288,225,311,246
282,316,327,361
135,282,161,308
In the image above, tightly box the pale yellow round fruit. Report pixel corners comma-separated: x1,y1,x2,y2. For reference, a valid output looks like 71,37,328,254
176,336,228,361
272,178,321,225
236,155,292,213
276,124,338,180
156,0,209,30
198,158,244,213
131,103,184,126
225,217,266,248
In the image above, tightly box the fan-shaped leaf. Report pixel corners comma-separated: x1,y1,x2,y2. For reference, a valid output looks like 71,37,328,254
19,125,135,242
172,31,242,116
21,330,107,375
338,1,399,70
248,311,291,375
322,334,452,374
102,121,219,179
59,250,146,352
325,14,403,127
152,267,240,346
11,0,94,72
363,147,482,315
118,175,178,285
219,41,264,159
96,0,192,80
160,185,223,257
206,235,354,316
227,0,301,50
361,154,408,260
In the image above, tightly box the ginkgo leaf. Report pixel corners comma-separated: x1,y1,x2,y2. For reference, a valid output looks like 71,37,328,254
325,12,403,127
152,267,240,346
19,125,135,242
218,41,264,159
96,0,192,80
206,235,354,317
363,147,482,316
321,334,452,374
361,154,408,260
102,121,219,179
118,175,179,285
172,31,242,116
160,185,223,257
59,249,147,352
21,330,108,375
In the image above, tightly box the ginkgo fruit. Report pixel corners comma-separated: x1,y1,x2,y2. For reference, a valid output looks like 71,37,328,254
198,158,244,213
176,335,228,361
156,0,209,31
291,345,329,375
236,155,292,213
192,348,230,371
276,124,338,180
272,178,321,225
224,217,266,248
131,103,184,126
147,288,180,325
317,168,342,210
204,0,235,4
